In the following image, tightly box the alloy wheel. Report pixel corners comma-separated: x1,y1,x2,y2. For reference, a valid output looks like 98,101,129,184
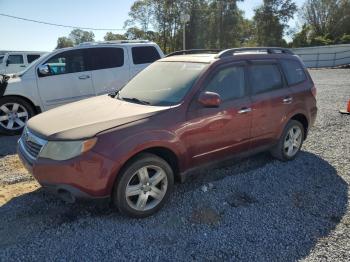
125,165,168,211
284,125,302,157
0,103,29,130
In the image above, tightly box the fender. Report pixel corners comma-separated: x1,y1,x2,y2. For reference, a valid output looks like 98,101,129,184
97,129,188,195
276,105,310,140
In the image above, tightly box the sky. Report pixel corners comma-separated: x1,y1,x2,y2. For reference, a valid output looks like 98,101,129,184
0,0,305,52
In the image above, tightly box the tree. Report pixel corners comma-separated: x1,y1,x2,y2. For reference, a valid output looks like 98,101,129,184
56,37,74,49
104,32,127,41
125,0,154,31
291,24,311,47
253,0,297,46
302,0,350,42
68,29,95,45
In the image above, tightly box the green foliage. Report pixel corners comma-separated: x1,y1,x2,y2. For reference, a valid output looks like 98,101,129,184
104,32,127,41
55,37,74,49
339,34,350,44
291,24,311,47
69,29,95,45
253,0,297,46
296,0,350,46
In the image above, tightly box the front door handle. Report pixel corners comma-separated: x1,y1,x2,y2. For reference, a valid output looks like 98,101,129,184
238,108,252,114
283,97,293,104
78,75,90,80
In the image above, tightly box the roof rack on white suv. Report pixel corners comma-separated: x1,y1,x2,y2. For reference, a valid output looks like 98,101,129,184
78,40,151,46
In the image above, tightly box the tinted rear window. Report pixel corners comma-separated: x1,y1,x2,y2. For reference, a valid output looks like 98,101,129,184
27,54,41,63
132,46,161,65
249,64,283,94
281,59,307,85
87,47,124,70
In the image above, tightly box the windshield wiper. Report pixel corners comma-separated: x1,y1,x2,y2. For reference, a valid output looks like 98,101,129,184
120,97,150,105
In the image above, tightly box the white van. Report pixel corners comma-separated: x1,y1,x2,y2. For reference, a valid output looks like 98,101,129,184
0,51,47,75
0,41,164,135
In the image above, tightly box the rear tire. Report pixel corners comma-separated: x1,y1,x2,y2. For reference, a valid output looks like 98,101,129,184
113,153,174,218
271,120,305,161
0,97,36,135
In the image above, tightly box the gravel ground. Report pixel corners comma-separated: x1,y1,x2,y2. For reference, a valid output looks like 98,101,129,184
0,69,349,261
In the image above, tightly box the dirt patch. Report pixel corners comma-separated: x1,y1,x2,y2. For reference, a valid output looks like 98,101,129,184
0,181,40,206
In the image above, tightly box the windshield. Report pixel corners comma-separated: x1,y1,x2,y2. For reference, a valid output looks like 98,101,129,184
118,61,207,106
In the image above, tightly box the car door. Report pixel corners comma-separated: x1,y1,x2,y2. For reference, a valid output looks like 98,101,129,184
184,62,252,167
129,46,162,78
6,54,26,74
37,49,94,110
248,60,292,148
86,47,129,95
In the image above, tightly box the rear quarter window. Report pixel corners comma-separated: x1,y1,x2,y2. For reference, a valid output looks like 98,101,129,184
132,46,161,65
281,59,307,86
87,47,124,70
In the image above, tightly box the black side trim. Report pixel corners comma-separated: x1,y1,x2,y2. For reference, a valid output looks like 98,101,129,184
179,144,274,183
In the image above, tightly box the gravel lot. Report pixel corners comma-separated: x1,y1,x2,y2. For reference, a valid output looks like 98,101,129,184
0,69,349,261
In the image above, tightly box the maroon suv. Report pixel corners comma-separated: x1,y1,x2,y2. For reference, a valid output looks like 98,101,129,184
18,47,317,217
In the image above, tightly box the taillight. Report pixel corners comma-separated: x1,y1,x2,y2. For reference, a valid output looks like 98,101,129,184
311,85,317,98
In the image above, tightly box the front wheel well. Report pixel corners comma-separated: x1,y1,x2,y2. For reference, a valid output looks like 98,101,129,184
1,95,41,114
290,114,309,138
118,147,180,184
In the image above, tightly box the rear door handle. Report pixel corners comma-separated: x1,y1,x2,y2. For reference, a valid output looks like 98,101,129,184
238,108,252,114
78,75,90,80
283,97,293,104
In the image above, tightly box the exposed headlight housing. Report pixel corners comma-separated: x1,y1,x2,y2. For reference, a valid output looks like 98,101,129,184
39,138,97,161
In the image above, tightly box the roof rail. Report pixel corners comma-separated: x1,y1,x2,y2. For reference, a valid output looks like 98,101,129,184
166,49,221,57
78,40,151,46
216,47,294,58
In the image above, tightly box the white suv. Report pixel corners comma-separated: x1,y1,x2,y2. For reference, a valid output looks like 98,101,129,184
0,41,164,135
0,51,46,75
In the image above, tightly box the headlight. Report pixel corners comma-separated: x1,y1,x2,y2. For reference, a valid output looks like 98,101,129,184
39,138,97,161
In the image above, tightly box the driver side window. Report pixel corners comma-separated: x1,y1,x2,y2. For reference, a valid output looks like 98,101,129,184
205,66,245,101
44,50,86,76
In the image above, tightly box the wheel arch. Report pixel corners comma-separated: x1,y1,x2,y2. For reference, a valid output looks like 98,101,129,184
290,113,309,139
117,146,181,184
1,95,41,114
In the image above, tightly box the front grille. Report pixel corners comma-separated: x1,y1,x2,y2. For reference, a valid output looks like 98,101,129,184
19,128,47,161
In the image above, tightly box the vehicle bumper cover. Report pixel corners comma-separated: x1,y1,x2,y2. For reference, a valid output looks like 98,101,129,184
18,145,119,200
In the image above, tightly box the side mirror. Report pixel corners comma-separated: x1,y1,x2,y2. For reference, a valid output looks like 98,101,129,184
198,91,221,108
38,64,50,76
6,60,9,67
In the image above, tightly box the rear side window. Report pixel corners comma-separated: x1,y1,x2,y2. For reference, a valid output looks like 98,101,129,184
0,56,4,64
281,59,307,85
27,54,41,63
205,66,245,101
44,50,86,76
87,47,124,70
132,46,161,65
7,55,24,64
249,64,283,94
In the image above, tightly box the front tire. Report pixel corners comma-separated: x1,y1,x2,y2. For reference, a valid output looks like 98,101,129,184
271,120,305,161
0,97,36,135
113,153,174,218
